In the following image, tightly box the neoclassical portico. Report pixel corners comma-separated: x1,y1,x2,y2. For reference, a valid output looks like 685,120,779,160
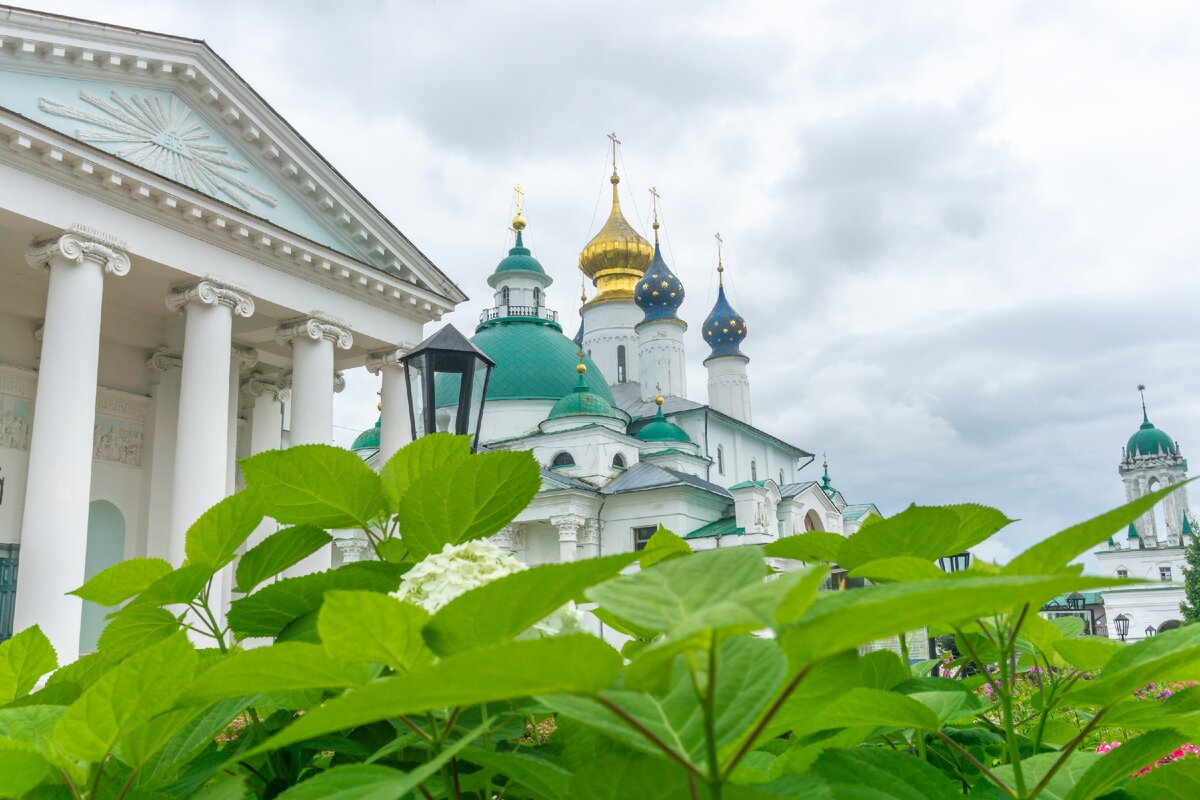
0,7,465,658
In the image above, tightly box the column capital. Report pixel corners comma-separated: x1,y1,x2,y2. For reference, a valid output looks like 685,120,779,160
166,276,255,318
26,225,131,276
365,343,415,374
146,346,183,373
579,519,600,546
490,525,525,554
241,370,287,400
231,344,259,369
333,536,371,564
275,311,353,350
551,514,585,538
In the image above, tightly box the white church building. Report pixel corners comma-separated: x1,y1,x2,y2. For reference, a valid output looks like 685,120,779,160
0,7,461,661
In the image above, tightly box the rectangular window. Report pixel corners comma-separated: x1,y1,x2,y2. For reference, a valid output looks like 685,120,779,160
1116,568,1128,578
633,526,657,551
0,543,18,642
1161,566,1173,582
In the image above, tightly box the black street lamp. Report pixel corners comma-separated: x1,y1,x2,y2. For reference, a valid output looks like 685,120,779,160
1145,625,1157,638
1114,613,1130,642
930,551,973,669
1066,592,1085,611
400,324,495,451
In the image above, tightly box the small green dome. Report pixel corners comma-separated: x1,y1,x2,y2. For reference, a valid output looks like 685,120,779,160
1127,420,1176,457
636,403,690,443
352,417,381,451
548,374,619,420
493,230,545,275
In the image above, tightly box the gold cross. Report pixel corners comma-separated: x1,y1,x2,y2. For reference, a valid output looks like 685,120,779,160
715,232,725,284
608,131,621,172
513,182,524,214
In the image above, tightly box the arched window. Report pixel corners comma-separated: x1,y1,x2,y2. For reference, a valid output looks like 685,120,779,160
551,451,575,468
751,459,758,482
501,286,510,306
717,445,725,475
533,287,542,307
612,453,626,469
804,510,824,531
617,345,627,383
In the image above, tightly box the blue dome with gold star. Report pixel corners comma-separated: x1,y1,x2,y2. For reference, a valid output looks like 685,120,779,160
703,284,747,359
634,244,685,322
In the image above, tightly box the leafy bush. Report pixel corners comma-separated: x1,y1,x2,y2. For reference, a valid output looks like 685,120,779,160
1,435,1198,798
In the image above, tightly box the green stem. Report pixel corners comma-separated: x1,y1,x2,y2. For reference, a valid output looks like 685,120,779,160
703,636,722,799
115,769,138,800
898,630,911,673
935,731,1017,799
721,664,814,779
482,704,493,800
1027,711,1106,798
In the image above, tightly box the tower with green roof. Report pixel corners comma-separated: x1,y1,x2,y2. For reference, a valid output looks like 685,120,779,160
1119,385,1192,546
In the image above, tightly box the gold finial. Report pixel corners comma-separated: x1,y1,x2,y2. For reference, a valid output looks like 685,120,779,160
580,272,587,305
577,350,587,374
715,232,725,286
512,182,527,231
649,186,661,244
608,131,621,183
822,451,828,470
655,383,664,406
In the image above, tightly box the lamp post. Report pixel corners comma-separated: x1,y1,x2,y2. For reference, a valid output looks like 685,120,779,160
930,551,973,670
1114,613,1130,642
400,324,495,451
1066,592,1084,611
1145,625,1157,638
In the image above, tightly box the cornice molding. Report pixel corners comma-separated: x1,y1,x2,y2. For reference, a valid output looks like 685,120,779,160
25,224,131,276
165,276,255,317
275,311,353,350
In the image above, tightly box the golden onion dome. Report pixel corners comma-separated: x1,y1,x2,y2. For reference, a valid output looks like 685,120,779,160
579,172,654,306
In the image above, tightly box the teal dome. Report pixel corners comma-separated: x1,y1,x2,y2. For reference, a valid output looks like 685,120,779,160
436,321,613,406
548,370,619,420
492,230,545,275
636,402,690,443
352,417,381,451
1127,419,1176,457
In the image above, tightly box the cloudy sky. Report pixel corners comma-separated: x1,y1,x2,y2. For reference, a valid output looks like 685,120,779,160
33,0,1200,565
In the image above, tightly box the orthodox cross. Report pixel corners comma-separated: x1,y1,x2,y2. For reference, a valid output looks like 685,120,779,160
513,182,525,214
715,232,725,284
649,186,661,242
608,131,621,172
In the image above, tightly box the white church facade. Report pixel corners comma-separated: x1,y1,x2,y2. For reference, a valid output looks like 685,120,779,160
0,7,459,661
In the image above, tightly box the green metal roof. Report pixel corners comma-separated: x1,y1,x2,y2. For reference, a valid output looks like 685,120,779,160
841,503,876,521
1128,422,1176,457
351,417,381,451
729,480,766,490
685,517,745,539
640,448,699,459
635,405,691,443
436,321,614,406
492,230,545,275
1127,522,1139,539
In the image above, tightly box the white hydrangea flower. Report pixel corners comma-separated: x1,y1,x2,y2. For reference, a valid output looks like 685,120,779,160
393,539,586,637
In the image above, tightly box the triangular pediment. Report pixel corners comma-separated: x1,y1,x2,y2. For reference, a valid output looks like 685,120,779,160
0,7,464,305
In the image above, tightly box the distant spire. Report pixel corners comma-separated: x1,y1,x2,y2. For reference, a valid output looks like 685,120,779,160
1138,383,1149,425
650,186,661,245
608,131,622,205
511,182,527,242
715,232,725,286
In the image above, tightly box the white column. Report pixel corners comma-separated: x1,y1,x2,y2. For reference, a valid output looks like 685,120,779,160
166,279,255,564
14,227,130,663
141,347,182,560
227,346,258,495
366,345,413,464
552,514,583,563
579,519,601,559
244,372,286,457
276,313,352,446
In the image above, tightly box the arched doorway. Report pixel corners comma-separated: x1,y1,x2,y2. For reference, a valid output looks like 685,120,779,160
80,500,125,653
804,509,824,532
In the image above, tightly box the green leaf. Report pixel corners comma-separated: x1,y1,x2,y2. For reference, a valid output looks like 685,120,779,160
837,504,1012,571
782,574,1122,663
51,632,196,763
458,748,571,800
1007,480,1189,574
586,546,768,633
240,444,386,528
129,564,213,608
184,491,264,570
1064,729,1188,800
69,558,173,606
97,606,179,662
118,705,204,769
0,705,63,753
138,698,248,789
0,628,56,705
848,557,946,583
379,433,471,512
793,688,941,735
639,527,692,569
275,720,489,800
809,747,962,799
986,751,1100,800
712,637,788,753
566,755,694,800
188,643,370,701
227,561,404,639
763,531,845,563
424,552,639,656
234,525,332,593
1053,637,1123,673
1069,623,1200,705
1123,757,1200,799
250,635,620,756
0,739,50,798
317,591,433,672
396,449,541,558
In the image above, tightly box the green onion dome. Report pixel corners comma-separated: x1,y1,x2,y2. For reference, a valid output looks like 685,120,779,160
635,395,691,443
1127,408,1177,458
547,360,619,420
352,416,381,451
491,228,546,276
